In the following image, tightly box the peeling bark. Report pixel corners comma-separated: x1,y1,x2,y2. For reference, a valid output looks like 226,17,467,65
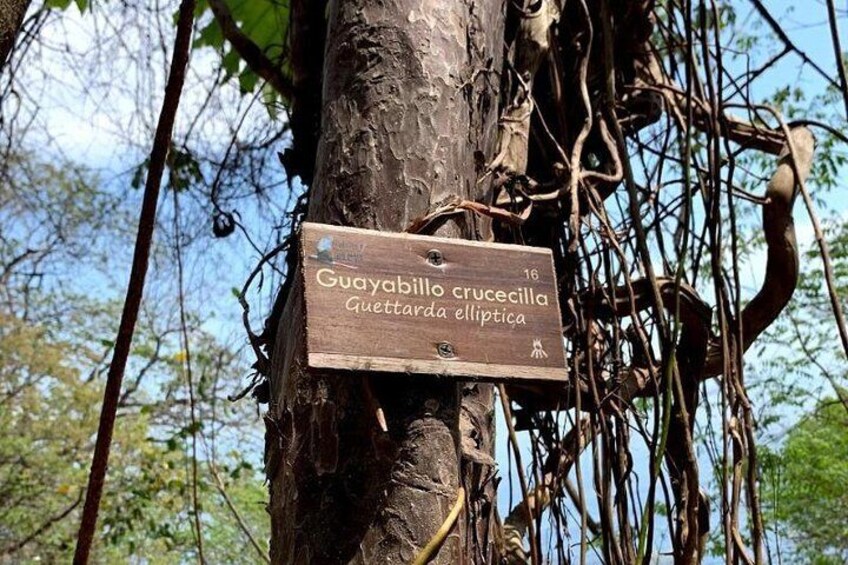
267,1,505,563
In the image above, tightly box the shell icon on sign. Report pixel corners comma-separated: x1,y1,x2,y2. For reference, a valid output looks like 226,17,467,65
531,339,548,359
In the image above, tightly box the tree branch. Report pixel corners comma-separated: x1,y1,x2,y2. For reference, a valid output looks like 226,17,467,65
747,0,841,94
0,0,32,72
209,463,270,564
73,1,196,562
704,126,815,377
206,0,293,100
2,490,83,557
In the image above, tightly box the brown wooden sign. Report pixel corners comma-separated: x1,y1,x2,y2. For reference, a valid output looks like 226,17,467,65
300,223,566,382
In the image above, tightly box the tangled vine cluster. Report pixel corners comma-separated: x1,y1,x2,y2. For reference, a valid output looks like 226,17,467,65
233,0,844,562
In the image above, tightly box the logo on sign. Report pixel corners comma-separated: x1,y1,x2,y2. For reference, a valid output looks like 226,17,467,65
531,339,548,359
316,236,334,264
311,235,364,268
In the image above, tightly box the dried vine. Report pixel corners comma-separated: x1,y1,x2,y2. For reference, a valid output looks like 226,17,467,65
486,1,824,563
249,0,843,562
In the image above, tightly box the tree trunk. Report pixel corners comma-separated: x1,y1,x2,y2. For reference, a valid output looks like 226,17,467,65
266,0,505,563
0,0,31,71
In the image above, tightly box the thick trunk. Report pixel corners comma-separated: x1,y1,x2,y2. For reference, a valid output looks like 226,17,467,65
266,1,504,563
0,0,31,71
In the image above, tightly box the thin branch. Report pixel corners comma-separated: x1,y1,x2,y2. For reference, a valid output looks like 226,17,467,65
2,490,83,557
0,0,33,72
172,188,205,563
788,313,848,415
702,126,816,376
825,0,848,120
73,1,196,562
747,0,841,94
775,117,848,363
208,463,271,564
498,384,540,565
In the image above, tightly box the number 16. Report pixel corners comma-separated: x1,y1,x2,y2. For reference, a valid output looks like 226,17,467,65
524,268,539,281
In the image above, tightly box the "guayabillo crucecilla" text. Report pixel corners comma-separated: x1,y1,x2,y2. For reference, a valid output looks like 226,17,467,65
314,268,549,306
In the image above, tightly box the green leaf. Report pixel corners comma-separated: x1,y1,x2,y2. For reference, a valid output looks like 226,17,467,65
221,49,241,80
237,68,258,94
195,19,224,51
131,159,149,190
44,0,74,9
167,148,203,192
192,0,290,104
262,82,279,119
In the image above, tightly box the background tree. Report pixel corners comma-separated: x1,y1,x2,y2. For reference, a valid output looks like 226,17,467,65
0,150,272,562
760,397,848,564
0,2,281,561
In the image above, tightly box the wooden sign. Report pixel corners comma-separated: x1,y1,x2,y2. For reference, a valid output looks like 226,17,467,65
300,223,566,382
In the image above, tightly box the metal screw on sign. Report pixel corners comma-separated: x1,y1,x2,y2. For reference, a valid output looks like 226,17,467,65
427,249,444,266
437,342,455,358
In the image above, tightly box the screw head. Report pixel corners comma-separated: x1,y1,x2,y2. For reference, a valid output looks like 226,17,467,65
427,249,444,266
436,342,455,358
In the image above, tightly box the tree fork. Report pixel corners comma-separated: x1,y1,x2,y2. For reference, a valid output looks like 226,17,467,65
266,1,505,563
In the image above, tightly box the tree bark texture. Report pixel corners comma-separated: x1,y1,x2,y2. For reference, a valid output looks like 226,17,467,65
266,1,505,563
0,0,30,72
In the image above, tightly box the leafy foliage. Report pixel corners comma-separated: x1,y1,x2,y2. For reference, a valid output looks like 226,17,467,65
194,0,290,96
761,399,848,564
0,151,270,561
0,303,271,562
44,0,89,13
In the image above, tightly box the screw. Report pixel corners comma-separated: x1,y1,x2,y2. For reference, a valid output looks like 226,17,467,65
427,249,444,266
436,342,455,358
